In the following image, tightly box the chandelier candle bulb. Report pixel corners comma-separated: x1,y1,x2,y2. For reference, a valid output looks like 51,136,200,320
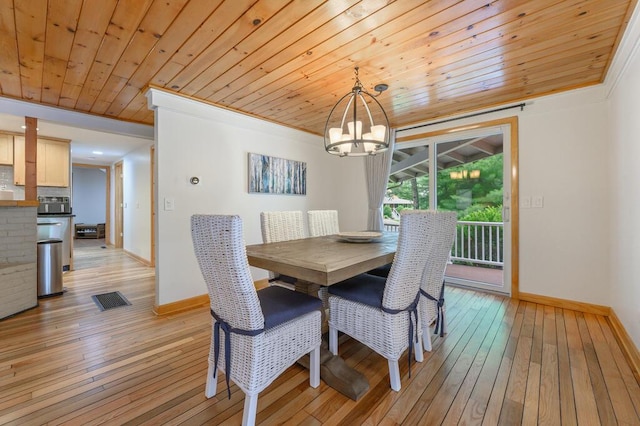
329,128,343,144
371,125,386,142
339,134,353,154
362,133,376,154
347,121,363,139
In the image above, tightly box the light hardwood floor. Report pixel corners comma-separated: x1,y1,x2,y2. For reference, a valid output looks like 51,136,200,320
1,242,639,425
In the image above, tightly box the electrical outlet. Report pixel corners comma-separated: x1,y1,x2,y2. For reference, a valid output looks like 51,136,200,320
521,196,531,209
532,195,544,208
164,197,175,211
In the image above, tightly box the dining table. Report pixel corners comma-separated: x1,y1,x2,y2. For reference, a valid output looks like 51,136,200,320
245,231,398,400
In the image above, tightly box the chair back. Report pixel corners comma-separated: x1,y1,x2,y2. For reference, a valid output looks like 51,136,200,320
308,210,340,237
420,211,457,301
382,210,457,310
260,211,305,243
191,214,264,331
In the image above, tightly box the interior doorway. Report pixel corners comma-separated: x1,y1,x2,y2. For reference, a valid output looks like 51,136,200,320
71,163,111,245
393,117,519,296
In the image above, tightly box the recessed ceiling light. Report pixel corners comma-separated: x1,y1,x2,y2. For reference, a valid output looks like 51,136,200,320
92,151,103,155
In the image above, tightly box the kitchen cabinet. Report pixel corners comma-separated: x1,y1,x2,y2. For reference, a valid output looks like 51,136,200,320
0,134,13,165
14,136,70,187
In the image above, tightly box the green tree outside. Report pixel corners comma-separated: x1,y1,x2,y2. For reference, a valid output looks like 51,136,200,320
386,153,503,222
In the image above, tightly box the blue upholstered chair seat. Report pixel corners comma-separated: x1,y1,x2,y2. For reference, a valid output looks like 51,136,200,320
327,273,387,308
366,263,392,278
258,286,323,329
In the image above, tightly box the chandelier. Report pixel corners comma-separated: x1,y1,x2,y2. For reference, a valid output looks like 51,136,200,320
450,169,481,180
324,67,390,156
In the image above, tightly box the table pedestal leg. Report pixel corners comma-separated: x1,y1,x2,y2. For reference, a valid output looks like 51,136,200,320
295,280,369,400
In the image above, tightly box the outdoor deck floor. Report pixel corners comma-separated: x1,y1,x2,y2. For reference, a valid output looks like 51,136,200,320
446,263,503,287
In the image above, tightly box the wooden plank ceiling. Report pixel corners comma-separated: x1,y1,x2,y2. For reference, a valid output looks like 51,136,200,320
0,0,636,136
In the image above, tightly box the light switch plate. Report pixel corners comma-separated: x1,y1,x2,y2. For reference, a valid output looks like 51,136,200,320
521,196,531,208
164,197,175,211
532,195,544,208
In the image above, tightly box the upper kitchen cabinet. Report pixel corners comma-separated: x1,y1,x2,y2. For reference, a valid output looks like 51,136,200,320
0,134,13,165
14,136,70,187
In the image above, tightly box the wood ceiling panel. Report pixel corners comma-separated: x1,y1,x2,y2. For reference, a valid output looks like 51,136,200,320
105,0,228,116
167,0,291,96
57,0,118,109
95,0,202,116
74,0,154,112
1,0,637,134
0,1,22,97
262,3,626,129
196,0,362,103
40,0,82,105
14,0,47,102
227,0,468,114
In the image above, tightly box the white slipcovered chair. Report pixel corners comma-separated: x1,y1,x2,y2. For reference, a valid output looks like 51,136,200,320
191,214,321,426
416,211,457,351
328,210,455,391
366,212,457,352
307,210,340,237
260,210,305,243
259,210,306,289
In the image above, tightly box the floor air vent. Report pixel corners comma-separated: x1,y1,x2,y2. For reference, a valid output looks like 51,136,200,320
92,291,131,311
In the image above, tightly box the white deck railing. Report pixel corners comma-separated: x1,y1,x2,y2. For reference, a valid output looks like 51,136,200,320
383,219,504,267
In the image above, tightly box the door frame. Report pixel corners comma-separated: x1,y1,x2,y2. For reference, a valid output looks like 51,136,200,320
71,163,111,245
114,161,124,249
150,145,155,267
396,116,519,298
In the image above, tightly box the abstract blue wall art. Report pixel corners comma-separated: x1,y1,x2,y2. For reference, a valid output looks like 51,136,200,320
248,153,307,195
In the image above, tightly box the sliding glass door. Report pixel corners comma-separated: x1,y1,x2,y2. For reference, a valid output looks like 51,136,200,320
390,120,516,295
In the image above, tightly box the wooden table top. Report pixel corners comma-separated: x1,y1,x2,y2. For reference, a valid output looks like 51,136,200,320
246,232,397,286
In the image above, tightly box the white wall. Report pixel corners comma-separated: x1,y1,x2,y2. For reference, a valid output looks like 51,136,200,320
148,89,368,306
517,89,610,303
72,167,107,224
399,86,611,306
608,20,640,348
122,144,153,262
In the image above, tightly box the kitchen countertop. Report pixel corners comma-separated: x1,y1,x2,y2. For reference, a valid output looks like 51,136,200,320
0,200,39,207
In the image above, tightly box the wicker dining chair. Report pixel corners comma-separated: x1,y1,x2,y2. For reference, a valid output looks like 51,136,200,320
307,210,340,237
191,214,322,426
328,211,454,391
415,211,457,351
260,210,306,290
366,212,457,352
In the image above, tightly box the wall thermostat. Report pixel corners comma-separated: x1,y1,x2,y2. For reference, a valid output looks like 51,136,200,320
190,176,200,185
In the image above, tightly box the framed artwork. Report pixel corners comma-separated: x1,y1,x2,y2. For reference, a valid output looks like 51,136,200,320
248,153,307,195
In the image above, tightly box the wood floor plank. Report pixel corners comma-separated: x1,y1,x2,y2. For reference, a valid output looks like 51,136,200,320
576,311,617,424
358,287,486,425
457,298,520,425
0,241,638,425
598,315,640,416
440,298,509,425
584,312,640,424
498,302,538,425
563,309,601,425
538,305,561,425
556,307,578,426
418,295,505,424
521,304,544,425
385,290,494,424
